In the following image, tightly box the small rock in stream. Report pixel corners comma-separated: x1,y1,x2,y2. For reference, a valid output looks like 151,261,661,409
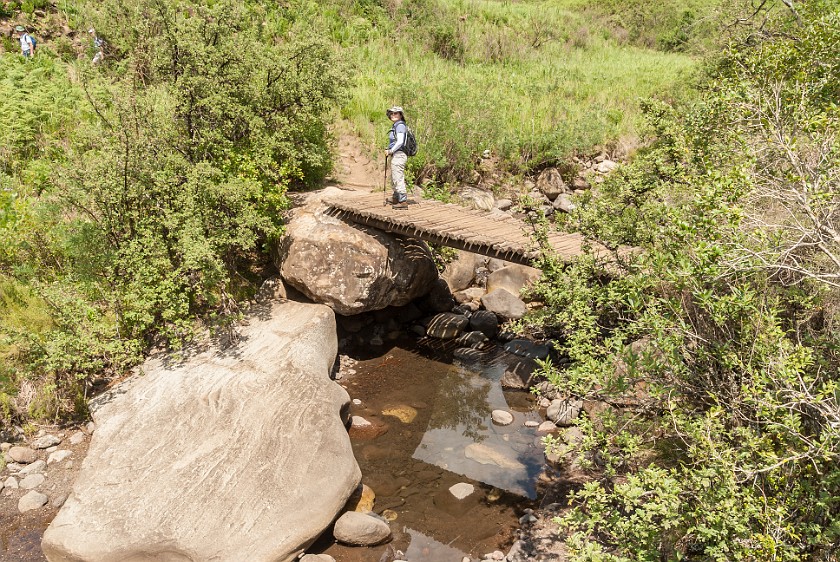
491,410,514,426
333,511,391,546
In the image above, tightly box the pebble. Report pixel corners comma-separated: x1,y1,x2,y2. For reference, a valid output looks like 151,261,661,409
538,397,551,409
485,551,505,561
333,511,391,546
19,473,45,490
491,410,514,426
350,416,372,429
352,399,362,406
524,420,539,428
18,490,48,513
300,555,336,562
381,509,398,521
448,482,475,500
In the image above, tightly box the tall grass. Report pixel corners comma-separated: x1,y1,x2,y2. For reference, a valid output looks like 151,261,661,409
317,0,700,180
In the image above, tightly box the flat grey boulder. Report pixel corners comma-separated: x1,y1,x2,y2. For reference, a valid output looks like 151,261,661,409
42,301,361,562
277,210,437,315
333,511,391,546
481,288,527,320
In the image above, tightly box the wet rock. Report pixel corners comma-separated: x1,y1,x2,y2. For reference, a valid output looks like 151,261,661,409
465,443,525,470
48,450,72,465
8,446,36,464
453,347,486,362
410,325,426,337
486,265,541,299
455,330,488,347
524,420,540,428
449,482,475,500
32,434,61,449
546,398,583,426
491,410,514,426
4,476,18,489
500,370,527,390
426,313,470,339
18,490,48,513
333,511,391,546
504,339,550,360
345,483,376,513
19,473,45,490
481,289,526,320
469,310,499,338
537,421,557,433
382,406,417,424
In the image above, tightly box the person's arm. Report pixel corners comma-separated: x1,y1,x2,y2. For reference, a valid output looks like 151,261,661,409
28,36,35,53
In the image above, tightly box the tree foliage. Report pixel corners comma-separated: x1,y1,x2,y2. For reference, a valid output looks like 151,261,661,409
0,0,347,425
528,3,840,559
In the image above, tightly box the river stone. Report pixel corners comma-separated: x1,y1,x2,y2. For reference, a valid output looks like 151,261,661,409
464,443,525,470
537,421,558,433
18,490,48,513
333,511,391,546
43,301,361,562
18,459,46,476
426,313,470,339
455,331,488,348
453,287,486,305
442,251,483,292
19,473,45,490
481,289,527,320
504,339,550,360
8,446,36,464
32,434,61,449
449,482,475,500
346,483,376,513
491,410,514,426
546,398,583,426
276,210,437,315
469,310,499,338
486,265,541,299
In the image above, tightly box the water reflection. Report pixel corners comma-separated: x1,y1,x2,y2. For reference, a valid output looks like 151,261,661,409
413,360,544,499
403,527,470,561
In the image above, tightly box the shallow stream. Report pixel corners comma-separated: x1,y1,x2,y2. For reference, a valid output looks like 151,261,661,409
313,338,551,561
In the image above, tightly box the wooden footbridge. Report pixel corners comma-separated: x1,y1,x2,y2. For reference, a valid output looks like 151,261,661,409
323,191,611,266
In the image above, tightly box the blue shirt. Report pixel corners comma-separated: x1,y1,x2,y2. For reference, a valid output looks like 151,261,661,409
388,121,407,153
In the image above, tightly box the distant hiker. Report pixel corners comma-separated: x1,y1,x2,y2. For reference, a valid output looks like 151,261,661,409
16,26,35,58
385,106,409,207
88,28,104,64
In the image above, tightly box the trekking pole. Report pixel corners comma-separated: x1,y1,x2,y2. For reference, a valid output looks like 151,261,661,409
383,154,389,206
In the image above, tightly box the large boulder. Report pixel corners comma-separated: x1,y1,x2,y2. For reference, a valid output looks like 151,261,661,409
277,210,437,315
486,265,542,300
42,301,361,562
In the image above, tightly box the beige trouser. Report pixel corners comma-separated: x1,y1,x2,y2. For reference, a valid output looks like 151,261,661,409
390,151,407,198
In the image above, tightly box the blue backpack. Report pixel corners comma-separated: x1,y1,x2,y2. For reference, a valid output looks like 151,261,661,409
24,33,37,50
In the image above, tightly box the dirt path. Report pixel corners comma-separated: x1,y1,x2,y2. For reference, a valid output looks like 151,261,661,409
330,132,384,193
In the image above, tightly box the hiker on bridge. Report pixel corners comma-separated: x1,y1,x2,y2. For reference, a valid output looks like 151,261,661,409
385,106,408,206
16,26,36,58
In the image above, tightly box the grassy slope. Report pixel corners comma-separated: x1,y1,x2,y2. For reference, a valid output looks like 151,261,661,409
320,0,706,177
